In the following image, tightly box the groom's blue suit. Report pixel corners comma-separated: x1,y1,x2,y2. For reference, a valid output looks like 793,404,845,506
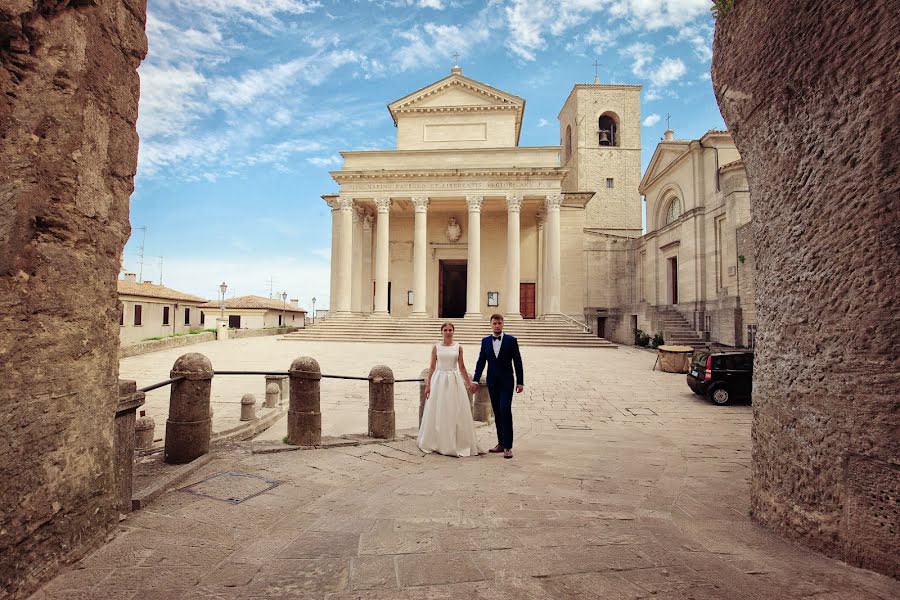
473,333,524,450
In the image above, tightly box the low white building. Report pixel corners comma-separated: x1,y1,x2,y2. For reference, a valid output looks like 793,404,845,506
198,295,307,329
118,273,208,345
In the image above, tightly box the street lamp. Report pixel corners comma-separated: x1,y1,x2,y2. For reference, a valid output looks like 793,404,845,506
219,282,227,319
311,296,316,324
281,291,287,327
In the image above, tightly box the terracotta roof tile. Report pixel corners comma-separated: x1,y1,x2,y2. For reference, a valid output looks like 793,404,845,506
198,295,306,312
117,280,207,303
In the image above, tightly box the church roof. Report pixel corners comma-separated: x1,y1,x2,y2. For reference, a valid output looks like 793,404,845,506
387,68,526,145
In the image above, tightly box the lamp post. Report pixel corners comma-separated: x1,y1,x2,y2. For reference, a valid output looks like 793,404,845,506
312,296,316,324
219,282,227,320
281,291,287,327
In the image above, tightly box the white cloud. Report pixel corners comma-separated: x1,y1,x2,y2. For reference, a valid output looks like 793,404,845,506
651,57,686,86
537,118,549,128
620,42,686,99
415,0,446,8
643,113,661,127
155,0,321,24
306,155,343,167
699,71,711,80
622,42,656,77
394,22,490,71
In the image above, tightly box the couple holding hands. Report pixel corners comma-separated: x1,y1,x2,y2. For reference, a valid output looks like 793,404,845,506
417,313,524,460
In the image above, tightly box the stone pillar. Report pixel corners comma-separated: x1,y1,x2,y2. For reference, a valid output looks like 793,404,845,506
264,383,280,408
465,195,483,318
713,0,899,578
544,194,563,316
351,207,364,314
216,318,228,341
411,196,429,317
362,211,374,313
368,365,395,439
240,394,257,421
373,197,392,316
327,197,340,315
265,374,288,404
288,357,322,445
472,375,493,423
418,368,429,426
164,353,214,465
536,209,546,317
505,194,523,318
115,381,145,514
335,196,354,315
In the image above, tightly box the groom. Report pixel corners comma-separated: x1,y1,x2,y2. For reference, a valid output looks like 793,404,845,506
471,313,524,459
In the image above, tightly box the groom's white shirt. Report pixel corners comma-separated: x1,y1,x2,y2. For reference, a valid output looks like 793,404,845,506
492,332,504,358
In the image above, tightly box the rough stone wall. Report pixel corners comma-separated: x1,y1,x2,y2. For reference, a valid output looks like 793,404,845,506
713,0,899,577
0,1,146,597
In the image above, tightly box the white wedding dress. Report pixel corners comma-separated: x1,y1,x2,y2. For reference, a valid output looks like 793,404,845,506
418,343,481,457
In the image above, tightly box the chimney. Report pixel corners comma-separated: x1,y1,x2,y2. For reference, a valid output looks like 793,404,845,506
290,299,299,307
124,272,136,283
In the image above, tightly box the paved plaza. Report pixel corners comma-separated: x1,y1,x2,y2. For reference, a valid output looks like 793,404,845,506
31,338,898,599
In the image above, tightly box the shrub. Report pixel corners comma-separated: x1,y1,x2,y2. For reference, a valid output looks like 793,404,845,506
634,328,651,347
651,333,665,348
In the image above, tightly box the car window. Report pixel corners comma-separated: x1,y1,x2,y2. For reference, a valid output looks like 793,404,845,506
692,352,709,368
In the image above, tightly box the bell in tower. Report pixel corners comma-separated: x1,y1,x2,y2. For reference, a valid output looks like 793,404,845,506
598,129,611,145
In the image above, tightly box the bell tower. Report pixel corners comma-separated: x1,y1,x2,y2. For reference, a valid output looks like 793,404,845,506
558,81,643,237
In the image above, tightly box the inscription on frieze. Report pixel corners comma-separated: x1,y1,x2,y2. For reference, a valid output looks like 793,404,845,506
340,180,560,193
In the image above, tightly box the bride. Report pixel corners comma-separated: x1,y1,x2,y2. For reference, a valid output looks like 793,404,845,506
418,322,481,457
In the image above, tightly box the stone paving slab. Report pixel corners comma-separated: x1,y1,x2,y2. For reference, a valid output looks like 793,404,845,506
29,340,900,600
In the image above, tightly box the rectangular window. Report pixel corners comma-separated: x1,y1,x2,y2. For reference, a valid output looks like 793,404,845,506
606,178,614,189
228,315,241,329
747,324,757,349
134,304,142,326
200,311,205,325
278,315,283,327
162,306,170,325
184,308,190,325
120,306,124,326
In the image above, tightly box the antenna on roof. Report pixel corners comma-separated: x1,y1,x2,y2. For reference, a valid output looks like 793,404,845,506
136,226,148,283
157,256,164,286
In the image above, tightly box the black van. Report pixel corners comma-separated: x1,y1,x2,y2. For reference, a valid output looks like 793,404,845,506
686,349,754,405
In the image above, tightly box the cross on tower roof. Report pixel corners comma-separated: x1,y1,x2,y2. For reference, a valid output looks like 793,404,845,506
452,52,460,67
666,113,672,129
592,60,601,84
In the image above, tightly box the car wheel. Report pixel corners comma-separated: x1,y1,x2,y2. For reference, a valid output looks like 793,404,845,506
709,386,731,405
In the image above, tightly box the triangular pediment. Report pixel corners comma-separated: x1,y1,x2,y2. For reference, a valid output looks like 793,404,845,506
640,143,691,192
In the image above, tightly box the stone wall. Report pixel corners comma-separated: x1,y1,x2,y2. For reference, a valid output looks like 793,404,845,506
119,332,217,358
229,326,299,340
713,0,899,577
0,1,146,597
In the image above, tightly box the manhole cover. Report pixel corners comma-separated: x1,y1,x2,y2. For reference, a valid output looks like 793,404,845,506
180,471,283,504
626,408,657,416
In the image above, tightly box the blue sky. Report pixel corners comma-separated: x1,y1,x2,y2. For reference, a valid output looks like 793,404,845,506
124,0,723,309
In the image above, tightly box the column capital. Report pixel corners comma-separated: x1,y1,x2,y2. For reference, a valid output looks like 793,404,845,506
363,212,374,231
375,197,392,213
338,195,355,211
465,195,484,212
505,194,523,213
325,197,341,211
544,194,564,211
412,196,429,213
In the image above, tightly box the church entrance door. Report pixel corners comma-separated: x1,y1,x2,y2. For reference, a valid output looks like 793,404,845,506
439,260,467,318
520,283,536,319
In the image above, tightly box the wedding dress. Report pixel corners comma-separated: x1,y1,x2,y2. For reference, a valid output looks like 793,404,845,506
417,343,480,457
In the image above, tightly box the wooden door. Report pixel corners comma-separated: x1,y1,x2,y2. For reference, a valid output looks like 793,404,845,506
669,257,678,304
520,283,536,319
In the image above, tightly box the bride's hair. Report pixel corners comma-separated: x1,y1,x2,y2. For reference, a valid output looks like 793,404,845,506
440,321,455,333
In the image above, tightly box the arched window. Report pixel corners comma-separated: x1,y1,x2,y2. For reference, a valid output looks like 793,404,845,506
564,125,572,161
665,197,683,225
598,114,618,146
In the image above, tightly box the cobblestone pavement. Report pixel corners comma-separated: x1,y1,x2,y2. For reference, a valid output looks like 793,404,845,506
34,340,899,599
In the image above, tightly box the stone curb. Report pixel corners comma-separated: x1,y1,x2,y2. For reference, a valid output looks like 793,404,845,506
131,454,214,511
250,432,420,454
210,405,287,445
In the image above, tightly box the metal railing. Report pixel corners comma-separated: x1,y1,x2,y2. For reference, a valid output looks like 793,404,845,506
137,370,424,393
561,313,592,333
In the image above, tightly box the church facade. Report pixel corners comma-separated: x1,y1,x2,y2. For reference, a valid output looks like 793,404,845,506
323,67,641,323
322,68,756,347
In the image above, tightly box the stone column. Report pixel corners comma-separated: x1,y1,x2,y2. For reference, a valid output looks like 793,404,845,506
164,353,214,464
536,209,546,317
505,194,523,318
373,197,392,315
288,357,321,445
327,197,340,315
362,211,374,313
368,365,395,439
411,196,429,317
335,196,355,315
465,195,483,318
351,207,364,314
544,194,563,316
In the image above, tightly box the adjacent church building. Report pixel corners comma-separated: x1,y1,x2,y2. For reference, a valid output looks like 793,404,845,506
322,67,756,347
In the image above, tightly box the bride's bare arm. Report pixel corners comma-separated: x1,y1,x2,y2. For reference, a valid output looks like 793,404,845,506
425,345,437,399
458,346,473,388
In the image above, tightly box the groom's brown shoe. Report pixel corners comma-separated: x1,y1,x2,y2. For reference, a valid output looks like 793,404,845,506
488,444,504,453
504,449,513,459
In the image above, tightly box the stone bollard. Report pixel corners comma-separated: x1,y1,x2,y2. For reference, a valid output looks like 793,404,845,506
264,383,280,408
368,365,395,439
418,368,429,427
116,380,145,513
135,410,155,449
240,394,257,421
288,357,321,445
165,353,213,464
265,374,289,405
473,376,493,423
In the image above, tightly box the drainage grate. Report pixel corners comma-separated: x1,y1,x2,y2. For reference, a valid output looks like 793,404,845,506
179,471,283,504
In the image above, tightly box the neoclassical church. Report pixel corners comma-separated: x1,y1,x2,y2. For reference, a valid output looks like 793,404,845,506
322,67,756,347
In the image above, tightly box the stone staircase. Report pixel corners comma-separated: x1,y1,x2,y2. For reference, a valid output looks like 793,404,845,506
281,316,617,348
656,308,705,347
